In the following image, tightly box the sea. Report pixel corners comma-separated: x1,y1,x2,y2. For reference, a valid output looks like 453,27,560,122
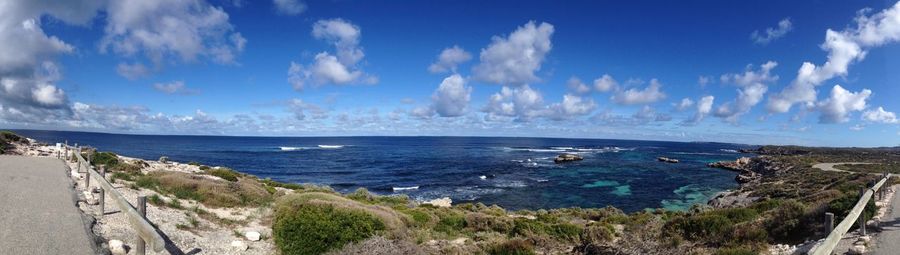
13,129,749,212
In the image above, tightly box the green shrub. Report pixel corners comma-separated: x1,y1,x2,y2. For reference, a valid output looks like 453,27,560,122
206,167,240,182
486,239,535,255
273,194,387,255
465,212,514,233
665,214,733,242
435,211,466,234
765,200,810,243
91,152,119,168
0,131,24,143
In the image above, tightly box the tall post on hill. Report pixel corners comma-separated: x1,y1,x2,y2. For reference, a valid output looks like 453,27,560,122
136,196,147,255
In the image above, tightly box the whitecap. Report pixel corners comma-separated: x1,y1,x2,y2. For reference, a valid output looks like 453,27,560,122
392,186,419,191
719,149,739,153
279,146,307,151
318,145,344,149
479,175,487,180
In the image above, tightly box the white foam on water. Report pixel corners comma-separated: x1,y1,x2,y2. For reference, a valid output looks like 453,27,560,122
392,186,419,191
318,145,344,149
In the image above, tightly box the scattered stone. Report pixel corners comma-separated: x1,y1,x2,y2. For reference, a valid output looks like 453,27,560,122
857,235,871,244
159,156,169,163
554,154,583,163
848,244,866,255
245,231,261,241
424,197,452,207
108,240,127,255
450,238,467,245
231,240,249,251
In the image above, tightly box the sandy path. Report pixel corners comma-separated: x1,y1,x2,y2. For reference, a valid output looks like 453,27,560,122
0,155,97,255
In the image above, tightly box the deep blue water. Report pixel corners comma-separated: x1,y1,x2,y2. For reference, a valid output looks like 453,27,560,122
13,129,747,212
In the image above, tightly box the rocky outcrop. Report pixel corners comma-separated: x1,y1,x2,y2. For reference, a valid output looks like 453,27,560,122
554,154,583,163
707,190,759,208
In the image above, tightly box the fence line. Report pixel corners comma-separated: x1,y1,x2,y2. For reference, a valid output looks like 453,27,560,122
811,174,891,255
70,146,167,253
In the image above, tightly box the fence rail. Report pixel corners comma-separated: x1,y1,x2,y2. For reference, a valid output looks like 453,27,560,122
811,174,890,255
70,146,166,253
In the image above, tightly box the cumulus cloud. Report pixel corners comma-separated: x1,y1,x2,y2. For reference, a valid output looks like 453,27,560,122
714,61,778,123
673,98,694,111
547,94,596,120
751,18,793,45
862,106,898,124
611,79,666,105
287,99,327,120
768,3,900,114
566,77,591,95
683,95,714,125
816,85,871,123
152,80,197,95
116,62,150,80
100,0,246,66
273,0,306,15
430,74,472,117
0,1,104,125
698,76,712,87
288,19,376,91
482,85,547,121
593,74,618,92
473,21,554,86
428,46,472,73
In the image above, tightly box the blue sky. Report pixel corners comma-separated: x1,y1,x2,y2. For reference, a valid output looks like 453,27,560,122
1,0,900,147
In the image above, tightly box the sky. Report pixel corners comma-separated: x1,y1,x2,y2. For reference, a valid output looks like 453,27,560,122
1,0,900,147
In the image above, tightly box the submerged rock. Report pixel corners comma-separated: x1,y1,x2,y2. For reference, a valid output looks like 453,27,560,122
554,154,583,163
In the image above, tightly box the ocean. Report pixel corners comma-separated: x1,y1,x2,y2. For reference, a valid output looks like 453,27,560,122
13,129,747,212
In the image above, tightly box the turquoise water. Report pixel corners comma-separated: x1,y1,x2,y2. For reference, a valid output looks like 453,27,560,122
16,130,746,212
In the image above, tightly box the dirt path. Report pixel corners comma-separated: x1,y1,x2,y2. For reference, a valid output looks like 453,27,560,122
0,155,97,255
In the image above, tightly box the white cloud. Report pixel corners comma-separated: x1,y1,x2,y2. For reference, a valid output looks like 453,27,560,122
816,85,871,123
482,85,546,121
473,21,554,86
428,46,472,73
673,98,694,111
287,99,327,120
768,3,900,113
751,18,793,45
100,0,246,65
116,62,150,80
683,95,714,125
548,94,596,120
862,106,898,124
850,124,865,131
566,77,591,95
714,61,777,123
152,80,196,95
593,74,618,92
611,79,666,105
430,74,472,117
273,0,306,15
288,19,375,90
0,1,99,123
698,76,712,87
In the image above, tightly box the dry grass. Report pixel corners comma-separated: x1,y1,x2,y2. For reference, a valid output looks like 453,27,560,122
144,171,273,208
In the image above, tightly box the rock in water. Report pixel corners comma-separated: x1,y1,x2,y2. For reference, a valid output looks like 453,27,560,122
245,231,261,241
108,240,127,255
554,154,583,163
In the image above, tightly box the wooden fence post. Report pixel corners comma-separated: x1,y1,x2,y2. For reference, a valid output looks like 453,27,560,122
826,212,835,232
84,165,90,190
136,196,147,255
97,166,105,217
859,186,866,236
76,146,82,173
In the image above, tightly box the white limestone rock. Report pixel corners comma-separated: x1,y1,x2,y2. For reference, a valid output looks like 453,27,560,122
109,240,127,255
245,231,261,241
